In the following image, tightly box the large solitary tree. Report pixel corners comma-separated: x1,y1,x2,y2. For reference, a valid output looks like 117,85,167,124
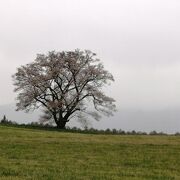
13,50,116,129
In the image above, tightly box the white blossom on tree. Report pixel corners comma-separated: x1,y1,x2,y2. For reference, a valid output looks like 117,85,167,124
13,50,116,128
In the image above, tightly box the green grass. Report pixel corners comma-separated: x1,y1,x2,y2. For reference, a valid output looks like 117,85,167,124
0,125,179,180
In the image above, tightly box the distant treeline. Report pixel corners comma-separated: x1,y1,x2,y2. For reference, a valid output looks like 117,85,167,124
0,115,179,136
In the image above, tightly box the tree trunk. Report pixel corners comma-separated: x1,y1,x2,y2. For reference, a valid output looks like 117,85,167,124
52,112,67,129
56,120,67,129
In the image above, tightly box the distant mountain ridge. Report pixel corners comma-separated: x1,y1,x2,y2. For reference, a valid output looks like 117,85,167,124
0,104,179,133
0,104,40,124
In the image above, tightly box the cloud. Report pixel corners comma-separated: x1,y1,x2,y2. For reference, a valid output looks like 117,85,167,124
0,0,180,108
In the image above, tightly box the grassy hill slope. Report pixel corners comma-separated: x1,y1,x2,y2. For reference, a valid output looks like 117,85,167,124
0,125,179,180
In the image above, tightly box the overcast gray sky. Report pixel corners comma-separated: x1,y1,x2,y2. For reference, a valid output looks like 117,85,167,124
0,0,180,132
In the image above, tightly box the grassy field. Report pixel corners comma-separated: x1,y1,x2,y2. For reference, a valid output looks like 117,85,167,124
0,125,179,180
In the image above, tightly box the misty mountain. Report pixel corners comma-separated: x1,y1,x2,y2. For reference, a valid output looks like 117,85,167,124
0,104,40,124
0,104,80,128
93,109,180,134
0,104,179,134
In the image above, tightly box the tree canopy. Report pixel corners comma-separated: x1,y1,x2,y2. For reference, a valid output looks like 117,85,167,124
13,50,116,128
